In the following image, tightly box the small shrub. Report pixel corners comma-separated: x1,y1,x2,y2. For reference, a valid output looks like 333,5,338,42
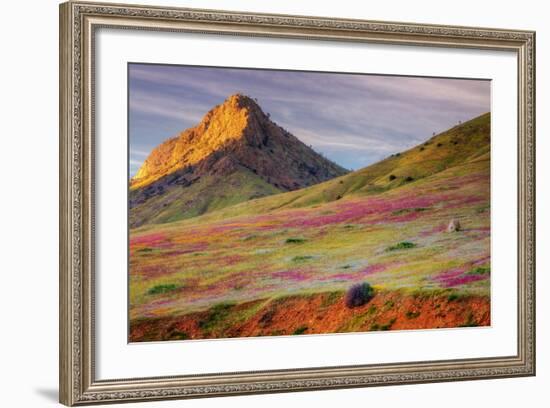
336,195,342,200
476,204,490,213
199,303,234,331
459,312,479,327
137,247,154,253
467,266,490,275
405,310,420,319
167,330,189,340
389,174,397,181
285,237,306,244
369,323,380,331
405,176,414,182
293,325,308,335
366,305,377,315
395,153,401,157
419,147,425,151
437,142,443,147
345,282,374,308
147,284,179,295
384,300,395,309
292,255,314,262
447,293,460,302
380,318,397,331
386,241,416,251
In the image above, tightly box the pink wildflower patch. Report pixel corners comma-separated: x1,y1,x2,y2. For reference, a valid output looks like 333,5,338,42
359,263,387,276
433,265,489,288
419,223,447,237
130,232,168,247
271,269,310,281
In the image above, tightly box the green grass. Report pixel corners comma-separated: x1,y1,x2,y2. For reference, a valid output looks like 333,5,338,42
386,241,417,251
467,266,490,275
147,284,180,295
129,168,282,228
198,302,235,332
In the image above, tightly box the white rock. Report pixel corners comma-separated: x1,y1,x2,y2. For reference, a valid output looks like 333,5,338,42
447,219,461,232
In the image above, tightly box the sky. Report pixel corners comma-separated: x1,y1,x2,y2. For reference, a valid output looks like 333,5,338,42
128,63,490,177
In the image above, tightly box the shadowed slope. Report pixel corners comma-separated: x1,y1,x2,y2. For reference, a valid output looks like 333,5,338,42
130,94,347,227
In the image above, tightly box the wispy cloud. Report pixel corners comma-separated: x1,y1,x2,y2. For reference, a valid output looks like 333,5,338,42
128,63,490,174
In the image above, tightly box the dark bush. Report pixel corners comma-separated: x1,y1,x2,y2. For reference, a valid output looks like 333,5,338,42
345,282,374,308
291,255,314,262
386,241,416,251
405,176,414,182
437,142,443,147
293,325,308,335
389,174,397,181
285,237,306,244
405,310,420,319
147,284,179,295
420,147,425,151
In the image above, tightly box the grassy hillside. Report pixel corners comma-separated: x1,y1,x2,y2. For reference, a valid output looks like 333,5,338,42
172,112,490,224
129,167,281,227
129,112,491,340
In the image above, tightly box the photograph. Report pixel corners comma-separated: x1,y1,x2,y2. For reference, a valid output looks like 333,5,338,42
127,64,492,342
57,1,536,404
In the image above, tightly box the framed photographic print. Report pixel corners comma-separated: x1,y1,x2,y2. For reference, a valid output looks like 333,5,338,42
59,1,536,405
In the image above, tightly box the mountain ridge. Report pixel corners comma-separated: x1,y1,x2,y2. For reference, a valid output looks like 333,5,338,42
129,93,348,227
159,111,491,225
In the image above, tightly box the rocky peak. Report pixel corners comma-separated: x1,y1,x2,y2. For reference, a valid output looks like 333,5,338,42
131,93,347,191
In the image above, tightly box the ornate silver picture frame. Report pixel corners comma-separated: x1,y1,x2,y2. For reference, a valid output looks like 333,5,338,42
59,1,535,405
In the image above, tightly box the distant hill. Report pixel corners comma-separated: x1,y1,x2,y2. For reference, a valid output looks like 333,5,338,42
129,94,347,227
189,112,491,222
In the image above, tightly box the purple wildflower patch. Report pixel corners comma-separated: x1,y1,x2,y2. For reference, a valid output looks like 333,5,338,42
433,265,489,288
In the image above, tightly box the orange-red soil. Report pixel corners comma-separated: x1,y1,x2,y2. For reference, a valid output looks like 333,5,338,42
129,291,490,342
